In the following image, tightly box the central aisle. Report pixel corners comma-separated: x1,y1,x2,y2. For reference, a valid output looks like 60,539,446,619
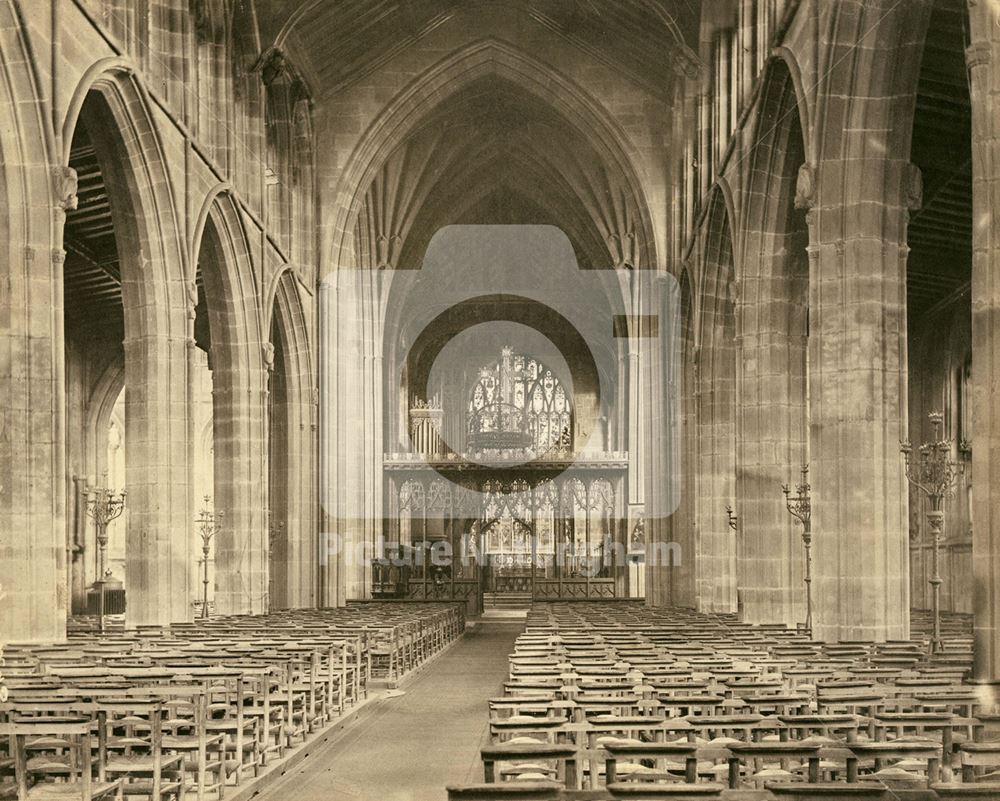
254,618,522,801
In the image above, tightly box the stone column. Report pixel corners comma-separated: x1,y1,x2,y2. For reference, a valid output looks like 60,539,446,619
212,356,270,616
695,347,739,613
735,234,809,627
123,330,194,626
967,2,1000,681
806,157,915,642
736,329,807,627
320,269,375,606
693,221,739,614
0,239,66,642
644,272,692,608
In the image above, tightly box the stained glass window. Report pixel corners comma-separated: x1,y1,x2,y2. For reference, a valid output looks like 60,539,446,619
468,346,572,457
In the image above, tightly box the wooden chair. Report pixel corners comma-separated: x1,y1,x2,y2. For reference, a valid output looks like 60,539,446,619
725,741,823,789
6,719,124,801
844,740,941,785
480,743,578,789
97,698,184,801
156,688,226,801
603,742,700,785
197,672,259,787
954,740,1000,782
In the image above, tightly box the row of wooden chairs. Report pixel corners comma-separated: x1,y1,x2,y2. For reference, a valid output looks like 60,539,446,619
1,602,465,800
449,602,996,801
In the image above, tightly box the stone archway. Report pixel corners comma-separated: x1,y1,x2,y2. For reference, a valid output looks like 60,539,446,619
320,43,659,607
695,193,739,614
61,66,190,628
327,39,660,273
191,191,268,616
267,269,316,610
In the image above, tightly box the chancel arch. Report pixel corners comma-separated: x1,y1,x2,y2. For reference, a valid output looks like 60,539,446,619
321,41,660,611
328,39,659,273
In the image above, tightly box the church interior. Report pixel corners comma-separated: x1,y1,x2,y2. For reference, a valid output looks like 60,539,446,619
2,0,1000,798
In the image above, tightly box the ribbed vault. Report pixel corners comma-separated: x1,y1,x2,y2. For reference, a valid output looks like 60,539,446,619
260,0,699,97
352,76,651,272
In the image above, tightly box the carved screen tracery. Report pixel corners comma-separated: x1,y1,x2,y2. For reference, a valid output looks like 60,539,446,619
467,346,572,457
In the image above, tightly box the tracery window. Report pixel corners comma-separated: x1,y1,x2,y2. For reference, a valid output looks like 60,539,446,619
467,346,572,457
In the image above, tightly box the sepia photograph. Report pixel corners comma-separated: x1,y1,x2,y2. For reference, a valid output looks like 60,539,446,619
0,0,997,799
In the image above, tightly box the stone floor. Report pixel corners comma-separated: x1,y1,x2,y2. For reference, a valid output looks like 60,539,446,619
253,619,523,801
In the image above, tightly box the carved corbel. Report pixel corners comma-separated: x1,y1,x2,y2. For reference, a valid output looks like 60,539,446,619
794,163,815,210
260,49,288,86
53,166,78,212
186,282,198,322
608,229,638,269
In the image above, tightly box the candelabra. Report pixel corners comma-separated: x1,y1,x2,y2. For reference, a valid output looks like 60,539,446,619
86,472,126,632
901,411,963,653
725,504,738,532
196,497,223,619
782,465,813,637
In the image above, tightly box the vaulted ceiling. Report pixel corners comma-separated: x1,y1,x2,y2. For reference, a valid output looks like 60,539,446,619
352,76,651,271
256,0,700,98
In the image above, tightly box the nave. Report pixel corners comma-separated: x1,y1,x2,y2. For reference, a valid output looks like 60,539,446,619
6,0,1000,799
253,619,523,801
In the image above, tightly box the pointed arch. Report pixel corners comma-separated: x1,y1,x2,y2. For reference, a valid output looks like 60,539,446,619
193,189,269,615
62,63,192,627
268,268,317,608
328,38,659,272
694,191,739,615
65,62,188,336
